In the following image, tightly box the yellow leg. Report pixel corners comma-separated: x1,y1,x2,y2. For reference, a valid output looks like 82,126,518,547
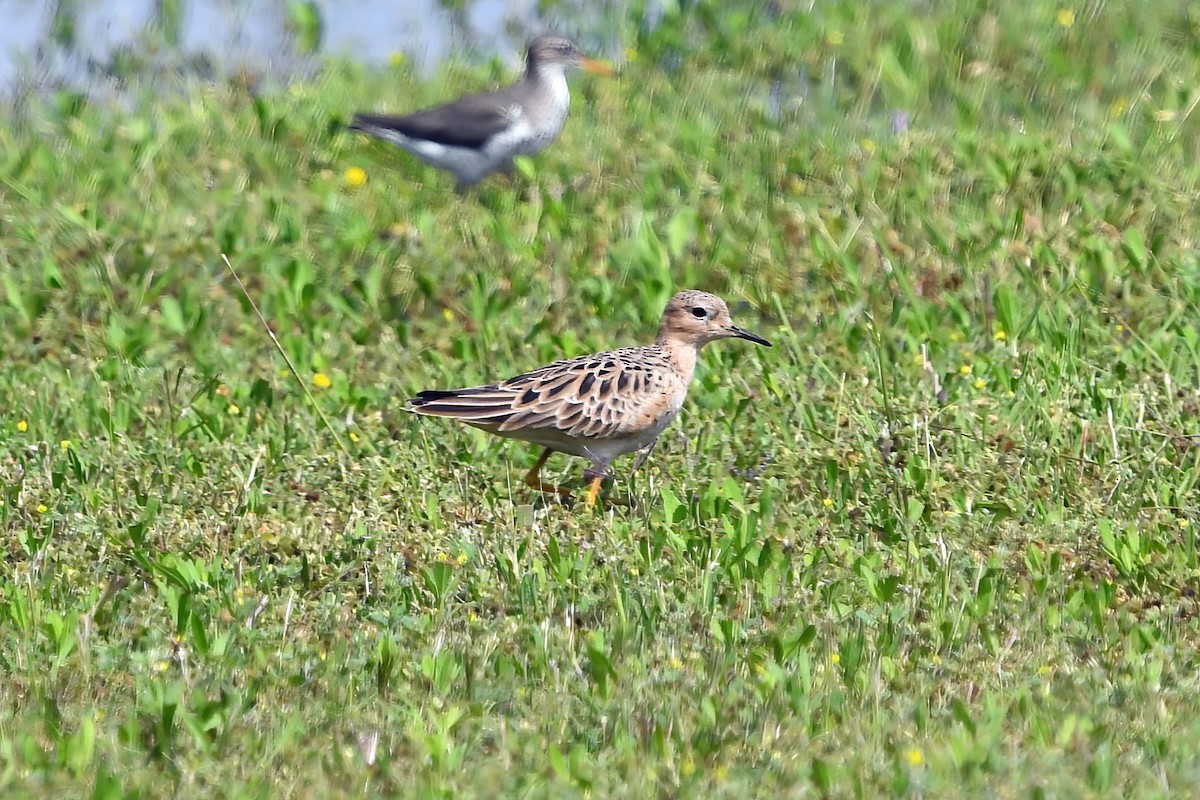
524,449,571,497
585,475,604,509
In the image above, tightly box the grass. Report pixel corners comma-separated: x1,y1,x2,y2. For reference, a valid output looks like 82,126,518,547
2,0,1200,796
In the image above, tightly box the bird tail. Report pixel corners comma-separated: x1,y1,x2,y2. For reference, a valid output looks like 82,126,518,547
409,387,517,426
347,113,399,134
346,113,373,133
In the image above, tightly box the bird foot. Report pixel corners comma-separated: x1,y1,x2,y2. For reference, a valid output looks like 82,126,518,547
523,454,628,509
582,474,636,510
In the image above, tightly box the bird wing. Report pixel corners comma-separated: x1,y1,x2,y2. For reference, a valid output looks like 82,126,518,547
351,86,524,150
409,347,664,441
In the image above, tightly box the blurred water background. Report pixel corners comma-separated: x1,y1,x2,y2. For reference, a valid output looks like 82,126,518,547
0,0,629,98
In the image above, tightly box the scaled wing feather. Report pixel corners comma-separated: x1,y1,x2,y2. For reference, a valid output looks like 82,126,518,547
410,347,666,441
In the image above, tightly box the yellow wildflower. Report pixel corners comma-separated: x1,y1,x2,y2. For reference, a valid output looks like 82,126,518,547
59,440,71,451
228,404,240,416
344,167,367,188
1056,8,1075,27
16,420,27,432
905,748,924,767
36,504,48,514
959,364,973,376
312,372,332,389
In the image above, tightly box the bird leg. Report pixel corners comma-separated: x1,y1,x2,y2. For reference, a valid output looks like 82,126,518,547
582,464,631,509
585,475,604,509
524,449,571,497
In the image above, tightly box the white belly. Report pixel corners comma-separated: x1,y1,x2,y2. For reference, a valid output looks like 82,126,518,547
485,105,568,159
397,137,503,184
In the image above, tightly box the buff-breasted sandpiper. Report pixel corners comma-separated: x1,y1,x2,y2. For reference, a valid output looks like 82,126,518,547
409,290,771,507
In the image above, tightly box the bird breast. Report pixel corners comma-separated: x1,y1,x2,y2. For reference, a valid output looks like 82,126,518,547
505,75,571,155
615,372,687,446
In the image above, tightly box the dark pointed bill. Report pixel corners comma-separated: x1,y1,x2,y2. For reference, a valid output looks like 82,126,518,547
732,326,772,347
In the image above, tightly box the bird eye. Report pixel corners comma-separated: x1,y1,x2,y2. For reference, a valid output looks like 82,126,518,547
691,306,707,318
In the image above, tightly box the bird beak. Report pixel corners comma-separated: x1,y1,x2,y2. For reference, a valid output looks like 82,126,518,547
731,326,772,347
580,57,614,76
